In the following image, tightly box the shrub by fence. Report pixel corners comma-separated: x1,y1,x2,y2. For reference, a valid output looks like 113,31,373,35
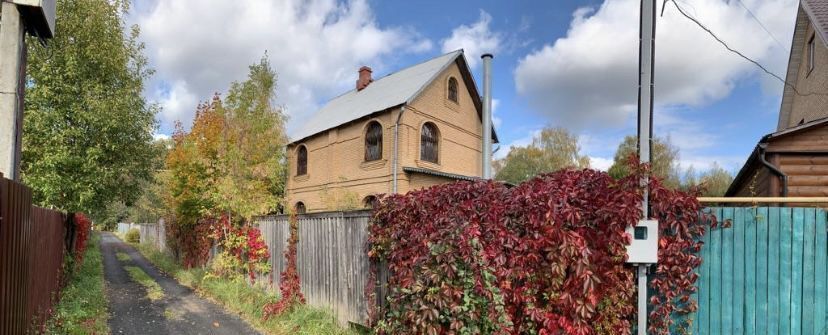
0,173,76,334
256,210,373,325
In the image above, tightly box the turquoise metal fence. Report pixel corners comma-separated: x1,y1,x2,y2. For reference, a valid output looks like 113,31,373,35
690,207,828,335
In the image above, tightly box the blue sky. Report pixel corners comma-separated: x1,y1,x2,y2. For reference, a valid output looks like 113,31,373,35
129,0,799,173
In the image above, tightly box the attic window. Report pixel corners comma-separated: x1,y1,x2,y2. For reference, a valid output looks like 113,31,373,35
808,34,815,75
365,121,383,161
296,145,308,176
448,77,458,103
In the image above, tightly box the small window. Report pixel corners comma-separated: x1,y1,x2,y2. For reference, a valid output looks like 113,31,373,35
294,202,306,214
364,121,383,161
363,195,378,209
808,34,816,74
420,123,439,163
296,145,307,176
447,77,458,103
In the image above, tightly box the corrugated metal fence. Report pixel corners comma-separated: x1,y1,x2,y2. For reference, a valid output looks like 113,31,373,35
690,207,828,335
0,174,68,334
256,210,374,325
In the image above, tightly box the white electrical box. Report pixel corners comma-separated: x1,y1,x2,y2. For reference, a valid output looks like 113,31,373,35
625,219,658,264
12,0,56,38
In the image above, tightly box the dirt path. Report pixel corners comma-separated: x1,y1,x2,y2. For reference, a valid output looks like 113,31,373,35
101,232,260,335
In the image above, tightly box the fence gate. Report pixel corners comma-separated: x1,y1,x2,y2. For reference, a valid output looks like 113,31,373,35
690,207,828,335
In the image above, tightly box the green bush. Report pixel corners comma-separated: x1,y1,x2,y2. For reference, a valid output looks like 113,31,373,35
125,228,140,243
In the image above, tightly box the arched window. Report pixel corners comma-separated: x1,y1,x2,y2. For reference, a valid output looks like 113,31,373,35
363,195,378,209
420,123,439,163
447,77,458,102
364,121,383,161
296,145,307,176
294,202,306,214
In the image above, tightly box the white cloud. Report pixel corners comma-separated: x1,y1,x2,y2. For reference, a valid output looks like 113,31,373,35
588,156,614,171
152,133,170,141
441,10,502,68
514,0,797,130
132,0,432,133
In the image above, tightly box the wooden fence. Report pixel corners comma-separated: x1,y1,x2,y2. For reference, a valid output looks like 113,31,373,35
137,220,166,252
690,207,828,335
256,210,374,326
0,174,68,334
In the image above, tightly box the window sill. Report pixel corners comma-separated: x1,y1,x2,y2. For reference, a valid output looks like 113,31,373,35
293,174,310,182
360,159,387,170
415,159,441,170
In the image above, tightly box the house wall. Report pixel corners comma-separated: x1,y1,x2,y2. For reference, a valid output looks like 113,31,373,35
730,165,772,197
781,10,828,130
285,61,485,212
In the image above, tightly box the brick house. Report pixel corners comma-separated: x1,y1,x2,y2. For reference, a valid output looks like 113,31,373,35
286,50,498,213
727,0,828,198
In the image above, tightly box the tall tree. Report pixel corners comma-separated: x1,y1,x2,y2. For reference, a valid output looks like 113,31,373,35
683,163,733,196
607,135,681,188
166,56,287,225
494,127,589,184
22,0,156,220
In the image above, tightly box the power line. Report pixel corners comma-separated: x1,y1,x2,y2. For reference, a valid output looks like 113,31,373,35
735,0,785,50
668,0,828,97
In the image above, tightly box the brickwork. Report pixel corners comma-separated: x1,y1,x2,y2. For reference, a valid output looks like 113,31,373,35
286,61,486,212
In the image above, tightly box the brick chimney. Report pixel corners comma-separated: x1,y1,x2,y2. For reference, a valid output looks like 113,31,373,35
356,66,373,91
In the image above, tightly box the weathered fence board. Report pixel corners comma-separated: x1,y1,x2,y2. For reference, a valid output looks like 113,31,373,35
0,174,68,334
256,210,373,326
692,207,828,335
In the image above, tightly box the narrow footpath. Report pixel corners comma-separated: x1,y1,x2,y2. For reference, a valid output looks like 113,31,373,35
100,232,260,335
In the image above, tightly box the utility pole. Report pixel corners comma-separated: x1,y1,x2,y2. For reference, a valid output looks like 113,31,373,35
481,53,493,179
0,0,55,181
0,2,26,180
637,0,657,334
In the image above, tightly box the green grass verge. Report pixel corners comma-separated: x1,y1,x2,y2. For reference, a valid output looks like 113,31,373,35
130,241,359,335
124,265,165,301
45,233,109,335
115,252,131,262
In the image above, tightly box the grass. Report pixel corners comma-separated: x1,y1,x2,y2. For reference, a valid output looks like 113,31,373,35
124,265,165,301
129,241,359,335
115,252,131,262
44,233,109,335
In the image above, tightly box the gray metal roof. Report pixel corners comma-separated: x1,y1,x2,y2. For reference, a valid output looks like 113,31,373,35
289,50,463,143
803,0,828,46
402,166,481,182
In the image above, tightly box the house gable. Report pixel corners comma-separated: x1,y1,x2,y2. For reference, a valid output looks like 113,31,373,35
777,3,828,131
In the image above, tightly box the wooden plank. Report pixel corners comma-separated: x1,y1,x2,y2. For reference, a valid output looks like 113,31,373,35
815,209,828,335
787,186,828,197
792,207,805,335
779,165,828,176
722,207,736,333
780,207,793,335
694,208,713,335
786,175,828,187
710,207,723,334
803,208,817,335
779,155,828,165
733,207,746,334
756,207,769,334
744,207,757,333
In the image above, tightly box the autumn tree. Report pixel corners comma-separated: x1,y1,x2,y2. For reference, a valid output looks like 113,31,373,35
683,163,734,196
22,0,156,221
166,56,287,225
608,135,681,188
494,127,590,184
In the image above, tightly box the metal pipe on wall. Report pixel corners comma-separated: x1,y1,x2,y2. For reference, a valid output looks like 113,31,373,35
392,105,406,193
481,53,493,179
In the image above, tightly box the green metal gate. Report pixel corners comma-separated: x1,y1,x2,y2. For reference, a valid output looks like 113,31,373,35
690,207,828,334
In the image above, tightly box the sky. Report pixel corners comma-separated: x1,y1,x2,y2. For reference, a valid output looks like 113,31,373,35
128,0,800,174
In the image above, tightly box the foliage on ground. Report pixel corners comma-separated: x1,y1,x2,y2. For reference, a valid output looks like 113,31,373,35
367,163,712,335
23,0,156,222
132,242,356,335
116,252,131,262
124,265,165,301
45,233,109,335
125,228,140,244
